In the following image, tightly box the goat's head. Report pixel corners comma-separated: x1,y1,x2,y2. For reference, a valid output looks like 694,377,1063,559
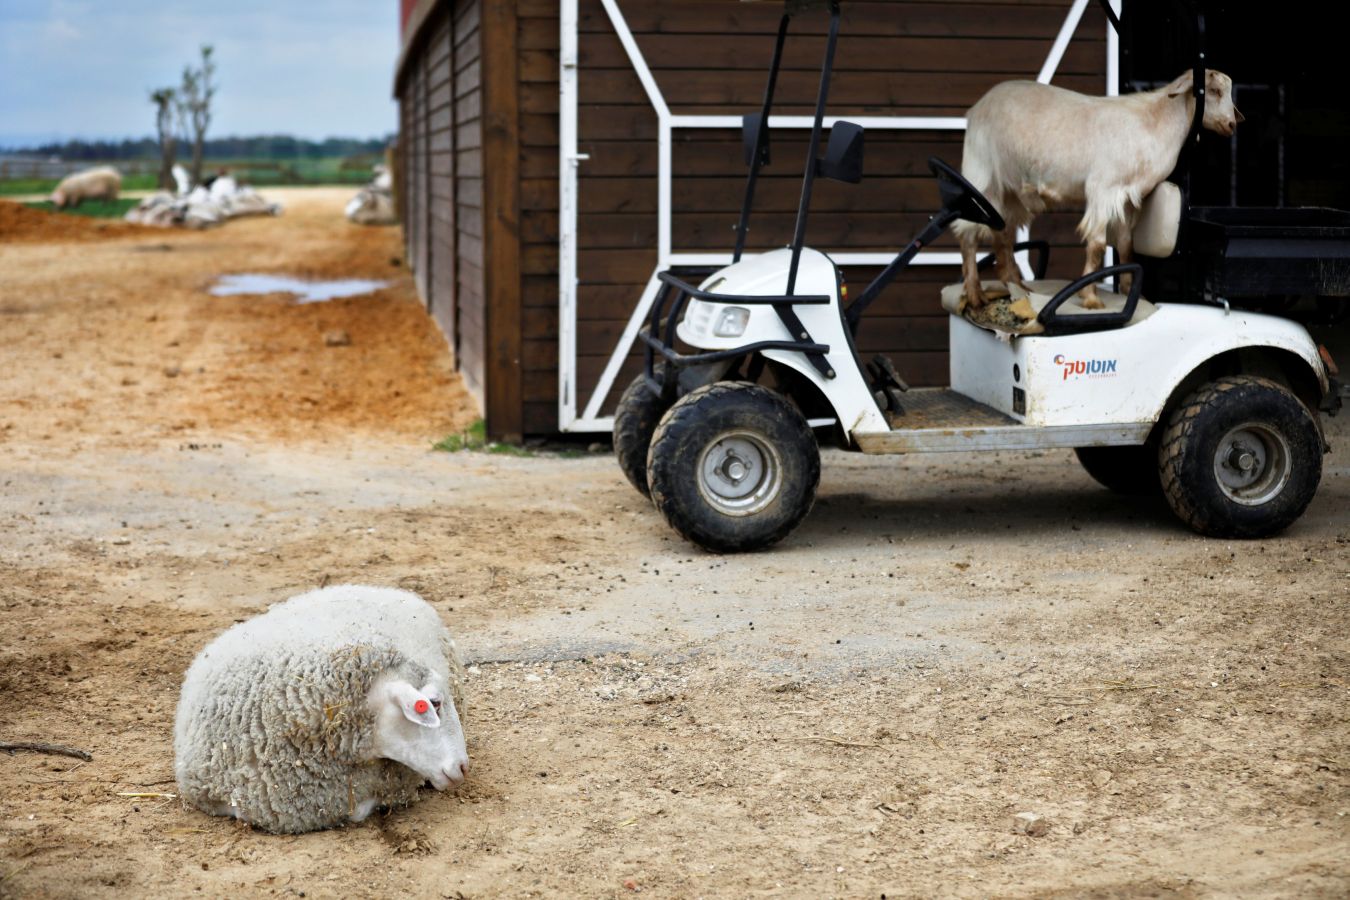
1167,69,1243,137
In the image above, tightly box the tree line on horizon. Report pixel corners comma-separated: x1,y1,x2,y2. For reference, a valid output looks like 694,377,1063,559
5,134,394,163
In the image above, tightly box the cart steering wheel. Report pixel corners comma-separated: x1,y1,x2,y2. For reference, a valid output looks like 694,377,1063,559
927,157,1005,231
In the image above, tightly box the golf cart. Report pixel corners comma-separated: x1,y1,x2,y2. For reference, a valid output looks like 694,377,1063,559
612,0,1342,553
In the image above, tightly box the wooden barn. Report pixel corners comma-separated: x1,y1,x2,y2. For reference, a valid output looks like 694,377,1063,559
393,0,1336,439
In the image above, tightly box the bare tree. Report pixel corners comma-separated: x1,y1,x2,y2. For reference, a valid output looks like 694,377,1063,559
180,45,217,186
150,87,178,191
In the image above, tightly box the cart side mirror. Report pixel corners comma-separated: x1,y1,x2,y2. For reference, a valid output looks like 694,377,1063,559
816,121,864,184
742,113,771,168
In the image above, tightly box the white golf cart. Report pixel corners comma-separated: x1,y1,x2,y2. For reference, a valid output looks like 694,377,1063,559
613,0,1341,553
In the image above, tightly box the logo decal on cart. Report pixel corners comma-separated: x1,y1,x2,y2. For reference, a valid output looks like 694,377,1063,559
1054,354,1118,380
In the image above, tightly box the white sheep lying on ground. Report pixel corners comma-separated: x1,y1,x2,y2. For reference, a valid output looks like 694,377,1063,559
345,187,396,225
174,584,469,834
123,182,281,229
345,165,397,225
955,69,1242,308
49,165,121,208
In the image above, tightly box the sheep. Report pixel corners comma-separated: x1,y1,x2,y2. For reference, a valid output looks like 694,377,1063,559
173,584,469,834
955,69,1242,309
49,165,121,209
345,188,396,226
346,165,397,225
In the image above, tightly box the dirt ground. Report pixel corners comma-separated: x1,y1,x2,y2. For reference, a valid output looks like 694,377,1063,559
1,189,1347,899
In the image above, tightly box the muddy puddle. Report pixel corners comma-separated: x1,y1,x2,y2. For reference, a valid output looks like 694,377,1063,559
209,273,389,304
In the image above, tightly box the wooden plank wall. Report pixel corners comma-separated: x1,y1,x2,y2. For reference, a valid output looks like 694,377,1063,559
515,0,1108,434
481,0,525,440
400,57,425,304
453,1,487,408
398,0,488,412
425,7,455,350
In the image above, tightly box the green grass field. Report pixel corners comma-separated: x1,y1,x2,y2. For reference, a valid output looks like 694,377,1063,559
0,174,158,196
23,198,140,219
0,157,375,196
216,157,375,186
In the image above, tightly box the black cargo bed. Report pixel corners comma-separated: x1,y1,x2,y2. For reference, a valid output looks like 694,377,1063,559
1188,206,1350,299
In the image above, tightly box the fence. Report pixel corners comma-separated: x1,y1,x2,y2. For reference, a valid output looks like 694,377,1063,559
0,157,159,182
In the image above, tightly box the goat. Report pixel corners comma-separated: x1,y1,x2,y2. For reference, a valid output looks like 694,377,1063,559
955,69,1242,309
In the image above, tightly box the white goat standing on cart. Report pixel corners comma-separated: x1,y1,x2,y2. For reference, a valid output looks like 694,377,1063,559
955,69,1243,308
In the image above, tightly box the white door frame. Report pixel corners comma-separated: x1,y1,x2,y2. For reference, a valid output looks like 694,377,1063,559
558,0,1118,432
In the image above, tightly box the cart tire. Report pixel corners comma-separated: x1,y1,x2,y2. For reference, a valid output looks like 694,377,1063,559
647,382,819,553
1074,445,1160,496
1157,376,1323,538
614,372,672,497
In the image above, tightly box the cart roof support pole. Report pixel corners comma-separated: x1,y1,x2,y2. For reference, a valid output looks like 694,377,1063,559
734,13,791,263
785,1,841,295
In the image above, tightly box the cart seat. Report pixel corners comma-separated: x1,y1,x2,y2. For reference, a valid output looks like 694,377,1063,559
1134,181,1181,258
940,278,1156,336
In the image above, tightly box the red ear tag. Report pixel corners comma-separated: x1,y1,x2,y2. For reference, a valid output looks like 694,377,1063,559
413,699,430,715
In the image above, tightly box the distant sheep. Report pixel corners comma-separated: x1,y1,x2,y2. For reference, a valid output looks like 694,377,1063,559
345,188,396,225
346,165,396,225
49,166,121,209
955,69,1242,308
174,585,469,834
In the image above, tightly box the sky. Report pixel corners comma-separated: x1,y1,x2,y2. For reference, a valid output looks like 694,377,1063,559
0,0,399,148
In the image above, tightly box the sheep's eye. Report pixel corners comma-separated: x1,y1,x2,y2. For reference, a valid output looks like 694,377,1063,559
431,699,442,711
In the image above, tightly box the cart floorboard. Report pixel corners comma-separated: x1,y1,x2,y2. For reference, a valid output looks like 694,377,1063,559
884,388,1016,429
857,388,1151,454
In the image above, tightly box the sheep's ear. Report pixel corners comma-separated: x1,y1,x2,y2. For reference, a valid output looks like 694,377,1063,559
389,681,441,728
1166,72,1193,98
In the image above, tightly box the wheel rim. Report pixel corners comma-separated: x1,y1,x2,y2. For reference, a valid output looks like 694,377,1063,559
697,431,782,517
1211,422,1291,506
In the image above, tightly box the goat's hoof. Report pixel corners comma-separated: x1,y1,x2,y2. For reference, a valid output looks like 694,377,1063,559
1080,296,1105,310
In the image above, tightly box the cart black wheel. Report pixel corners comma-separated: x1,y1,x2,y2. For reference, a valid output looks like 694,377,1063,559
647,382,819,553
613,371,673,497
1158,376,1323,538
1074,445,1161,496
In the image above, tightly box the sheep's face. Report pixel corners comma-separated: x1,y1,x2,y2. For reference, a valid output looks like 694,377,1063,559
50,190,67,208
369,674,469,790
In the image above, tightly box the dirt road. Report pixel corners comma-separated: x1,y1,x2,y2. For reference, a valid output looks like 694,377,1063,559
1,191,1347,898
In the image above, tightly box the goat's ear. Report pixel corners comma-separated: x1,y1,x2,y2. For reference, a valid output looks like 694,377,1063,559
388,680,441,728
1166,72,1193,98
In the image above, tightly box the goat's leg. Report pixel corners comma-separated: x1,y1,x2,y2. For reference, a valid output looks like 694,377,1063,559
1115,233,1135,295
1079,238,1107,309
993,225,1026,290
1113,211,1137,295
958,224,988,309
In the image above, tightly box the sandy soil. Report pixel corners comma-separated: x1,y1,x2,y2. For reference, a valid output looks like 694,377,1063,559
1,190,1347,899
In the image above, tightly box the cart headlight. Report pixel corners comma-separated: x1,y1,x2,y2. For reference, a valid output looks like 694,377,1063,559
713,306,751,337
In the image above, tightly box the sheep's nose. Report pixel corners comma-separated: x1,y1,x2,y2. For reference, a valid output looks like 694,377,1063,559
457,760,470,779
